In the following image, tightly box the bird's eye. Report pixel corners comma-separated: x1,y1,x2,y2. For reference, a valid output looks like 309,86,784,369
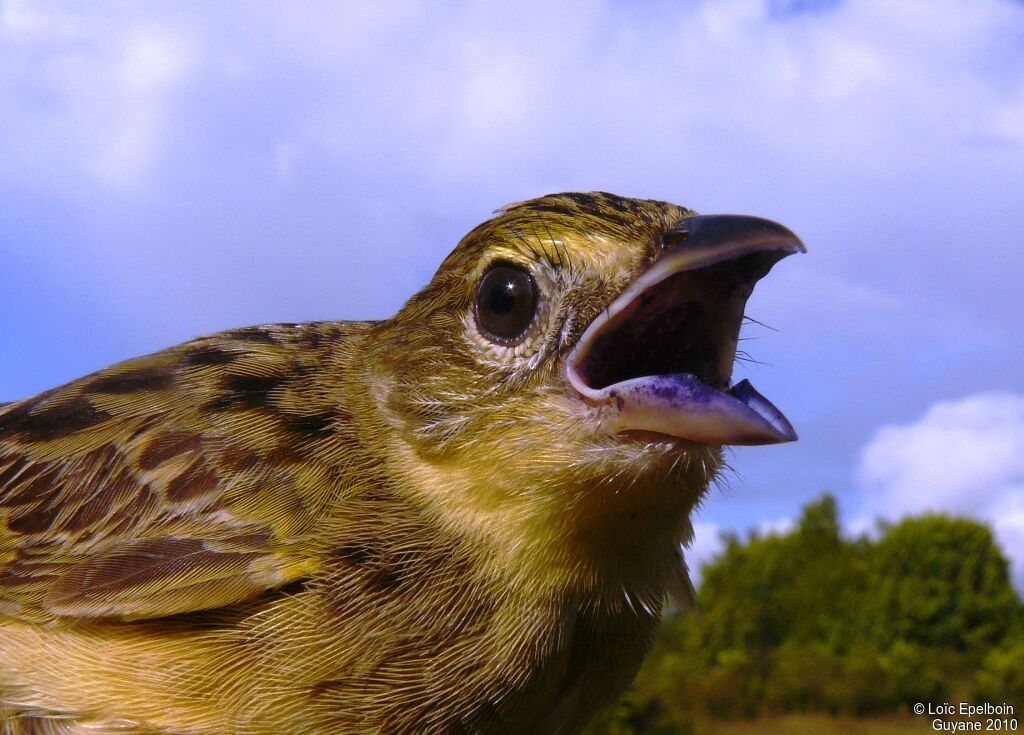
474,264,537,345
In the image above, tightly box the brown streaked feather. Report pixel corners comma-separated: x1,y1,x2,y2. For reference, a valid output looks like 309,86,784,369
0,321,364,621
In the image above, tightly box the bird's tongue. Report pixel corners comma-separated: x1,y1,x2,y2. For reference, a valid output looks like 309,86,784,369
605,373,797,446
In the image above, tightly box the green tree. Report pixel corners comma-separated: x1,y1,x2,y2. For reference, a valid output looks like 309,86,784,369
867,516,1019,652
697,495,870,659
585,496,1024,732
974,622,1024,705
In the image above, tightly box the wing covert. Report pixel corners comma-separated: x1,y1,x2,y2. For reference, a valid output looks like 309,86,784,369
0,322,357,621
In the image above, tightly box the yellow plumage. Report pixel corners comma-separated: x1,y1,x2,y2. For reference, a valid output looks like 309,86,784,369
0,193,802,733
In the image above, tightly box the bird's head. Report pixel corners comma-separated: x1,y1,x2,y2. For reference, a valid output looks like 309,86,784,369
363,192,804,595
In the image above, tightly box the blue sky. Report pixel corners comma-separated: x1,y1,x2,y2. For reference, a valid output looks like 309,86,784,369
2,0,1023,584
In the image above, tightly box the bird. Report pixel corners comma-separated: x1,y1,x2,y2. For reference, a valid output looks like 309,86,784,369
0,192,803,734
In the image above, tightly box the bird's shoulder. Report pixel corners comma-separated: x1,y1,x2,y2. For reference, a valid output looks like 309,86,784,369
0,320,374,621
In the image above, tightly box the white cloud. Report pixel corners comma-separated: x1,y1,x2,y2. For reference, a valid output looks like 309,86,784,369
0,13,194,193
1,0,78,38
14,0,1012,196
3,1,1022,217
87,30,194,189
855,393,1024,586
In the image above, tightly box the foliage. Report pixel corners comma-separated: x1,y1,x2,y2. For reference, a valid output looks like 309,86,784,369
585,495,1023,734
973,622,1024,705
868,516,1019,651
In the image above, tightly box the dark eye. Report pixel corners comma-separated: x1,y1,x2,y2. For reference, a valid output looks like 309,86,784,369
474,264,537,344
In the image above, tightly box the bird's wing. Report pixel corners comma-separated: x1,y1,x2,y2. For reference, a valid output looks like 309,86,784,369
0,324,353,621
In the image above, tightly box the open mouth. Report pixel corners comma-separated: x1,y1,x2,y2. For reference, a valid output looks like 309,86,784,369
566,214,805,446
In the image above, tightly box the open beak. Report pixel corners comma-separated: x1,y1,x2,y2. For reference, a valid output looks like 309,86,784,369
566,214,805,446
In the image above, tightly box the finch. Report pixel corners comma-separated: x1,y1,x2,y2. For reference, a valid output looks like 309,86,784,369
0,192,803,734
